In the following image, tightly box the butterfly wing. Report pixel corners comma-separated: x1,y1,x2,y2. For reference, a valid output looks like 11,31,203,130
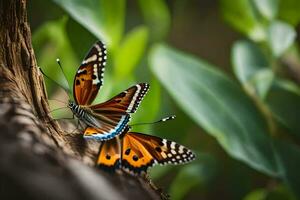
73,41,106,105
82,83,149,140
90,83,149,114
83,114,130,141
96,138,121,172
121,132,195,174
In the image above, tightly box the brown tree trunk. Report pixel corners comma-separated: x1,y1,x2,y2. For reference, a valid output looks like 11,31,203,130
0,1,161,199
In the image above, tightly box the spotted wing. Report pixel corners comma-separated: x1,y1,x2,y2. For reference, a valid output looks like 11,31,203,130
121,132,195,174
96,138,121,172
83,114,130,141
90,83,149,114
73,41,106,105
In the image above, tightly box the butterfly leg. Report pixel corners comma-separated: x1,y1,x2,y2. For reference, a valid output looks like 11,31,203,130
70,118,82,134
78,119,85,130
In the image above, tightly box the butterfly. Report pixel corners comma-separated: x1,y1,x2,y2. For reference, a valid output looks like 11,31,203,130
95,119,196,174
67,41,149,141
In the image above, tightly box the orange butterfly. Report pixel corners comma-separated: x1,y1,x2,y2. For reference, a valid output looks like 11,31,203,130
95,117,196,174
68,41,149,140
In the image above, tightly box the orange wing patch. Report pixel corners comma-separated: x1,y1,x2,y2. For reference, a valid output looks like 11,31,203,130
97,138,121,172
121,133,155,174
121,132,196,174
94,130,195,174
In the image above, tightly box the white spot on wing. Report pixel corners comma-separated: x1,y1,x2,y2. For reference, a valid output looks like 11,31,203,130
77,69,85,74
92,64,100,84
127,84,141,112
95,44,101,51
161,152,167,159
162,139,167,146
82,54,97,64
171,150,177,155
170,142,176,149
178,145,184,154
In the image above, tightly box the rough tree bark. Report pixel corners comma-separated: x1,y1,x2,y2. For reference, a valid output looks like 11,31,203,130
0,1,162,199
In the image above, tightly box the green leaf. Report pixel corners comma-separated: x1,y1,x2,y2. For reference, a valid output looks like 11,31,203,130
265,185,297,200
220,0,265,41
232,40,269,84
244,189,267,200
244,185,296,200
250,69,274,99
66,18,97,60
149,44,278,176
149,165,174,180
169,155,217,200
33,17,78,98
53,0,125,51
268,21,296,57
114,26,149,79
274,140,300,198
169,165,202,200
278,0,300,26
266,80,300,138
138,0,170,41
252,0,279,20
92,72,115,104
231,40,274,99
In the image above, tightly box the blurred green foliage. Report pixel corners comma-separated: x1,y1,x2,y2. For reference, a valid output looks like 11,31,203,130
30,0,300,199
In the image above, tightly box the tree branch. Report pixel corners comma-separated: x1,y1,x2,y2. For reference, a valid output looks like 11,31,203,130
0,1,161,199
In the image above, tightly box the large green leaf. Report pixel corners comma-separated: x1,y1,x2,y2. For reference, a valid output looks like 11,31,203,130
53,0,125,51
149,44,278,176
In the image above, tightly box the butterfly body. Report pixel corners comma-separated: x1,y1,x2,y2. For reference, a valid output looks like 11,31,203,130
68,41,149,141
68,101,102,128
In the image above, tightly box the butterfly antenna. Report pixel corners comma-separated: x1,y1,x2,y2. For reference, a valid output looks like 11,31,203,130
130,115,176,127
56,58,71,92
39,66,70,95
